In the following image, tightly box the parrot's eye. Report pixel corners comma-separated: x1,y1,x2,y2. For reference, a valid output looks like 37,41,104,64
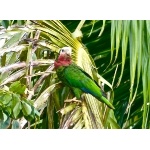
61,49,64,52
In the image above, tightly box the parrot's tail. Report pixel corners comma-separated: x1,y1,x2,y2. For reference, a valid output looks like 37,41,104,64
100,96,115,109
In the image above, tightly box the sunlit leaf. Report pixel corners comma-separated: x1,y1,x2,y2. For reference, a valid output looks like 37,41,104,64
34,82,61,109
0,69,25,86
2,31,26,48
60,103,77,115
22,101,32,116
10,81,26,95
1,93,12,105
3,112,8,122
13,102,22,119
11,94,20,109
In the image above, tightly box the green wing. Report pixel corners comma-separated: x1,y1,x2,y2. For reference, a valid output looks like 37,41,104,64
62,64,115,109
63,64,103,98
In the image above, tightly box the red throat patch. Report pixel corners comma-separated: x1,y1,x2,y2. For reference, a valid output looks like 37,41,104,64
54,53,72,69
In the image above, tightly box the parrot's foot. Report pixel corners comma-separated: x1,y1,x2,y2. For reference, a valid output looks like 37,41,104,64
64,97,81,103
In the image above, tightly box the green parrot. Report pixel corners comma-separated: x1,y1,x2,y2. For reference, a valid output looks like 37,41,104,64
54,47,115,109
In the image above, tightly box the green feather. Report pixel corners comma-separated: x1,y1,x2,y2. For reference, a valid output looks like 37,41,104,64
56,63,115,109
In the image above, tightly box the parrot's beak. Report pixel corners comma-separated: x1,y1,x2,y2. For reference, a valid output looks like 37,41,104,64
66,47,72,56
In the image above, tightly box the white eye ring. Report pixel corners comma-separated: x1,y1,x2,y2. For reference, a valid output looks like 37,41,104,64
61,49,64,52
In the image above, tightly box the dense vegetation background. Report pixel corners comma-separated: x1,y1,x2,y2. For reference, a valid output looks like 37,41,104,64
0,20,149,129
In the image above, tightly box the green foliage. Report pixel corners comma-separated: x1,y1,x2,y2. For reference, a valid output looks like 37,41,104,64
0,20,26,29
10,81,26,94
0,81,40,128
1,20,10,29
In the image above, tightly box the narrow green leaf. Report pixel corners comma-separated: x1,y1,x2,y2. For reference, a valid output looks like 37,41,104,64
34,82,61,109
72,20,85,40
0,69,25,86
126,20,138,115
142,59,148,128
110,20,116,63
0,45,26,57
115,20,122,62
7,52,18,65
97,73,112,89
117,20,130,86
88,20,95,37
2,31,26,48
98,20,106,37
38,20,72,38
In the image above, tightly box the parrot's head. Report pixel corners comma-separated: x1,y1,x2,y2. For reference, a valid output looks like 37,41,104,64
54,47,72,68
59,47,72,57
